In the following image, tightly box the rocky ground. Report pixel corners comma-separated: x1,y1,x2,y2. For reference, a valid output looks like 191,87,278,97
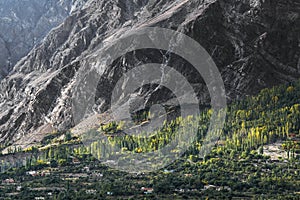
0,0,299,147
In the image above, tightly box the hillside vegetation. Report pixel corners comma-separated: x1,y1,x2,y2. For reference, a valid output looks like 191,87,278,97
0,79,300,199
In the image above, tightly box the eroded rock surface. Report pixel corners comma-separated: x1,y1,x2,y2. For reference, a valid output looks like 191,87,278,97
0,0,299,145
0,0,87,79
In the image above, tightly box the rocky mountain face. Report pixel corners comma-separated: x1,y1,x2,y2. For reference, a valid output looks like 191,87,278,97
0,0,299,146
0,0,87,79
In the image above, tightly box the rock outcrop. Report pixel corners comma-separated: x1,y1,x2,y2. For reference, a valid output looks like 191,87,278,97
0,0,299,145
0,0,87,79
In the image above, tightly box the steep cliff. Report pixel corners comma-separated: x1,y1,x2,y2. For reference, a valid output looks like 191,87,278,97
0,0,87,79
0,0,299,146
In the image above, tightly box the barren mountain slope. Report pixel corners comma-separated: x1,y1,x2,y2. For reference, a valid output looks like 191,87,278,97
0,0,87,79
0,0,299,146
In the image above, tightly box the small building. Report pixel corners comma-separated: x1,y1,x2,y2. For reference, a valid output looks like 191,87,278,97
86,189,97,194
2,178,15,184
203,185,217,190
83,166,90,172
164,169,174,173
41,170,51,176
175,188,185,193
35,197,45,200
216,186,232,191
184,174,193,177
91,172,103,177
26,171,38,176
105,160,117,165
141,187,154,194
72,158,81,164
